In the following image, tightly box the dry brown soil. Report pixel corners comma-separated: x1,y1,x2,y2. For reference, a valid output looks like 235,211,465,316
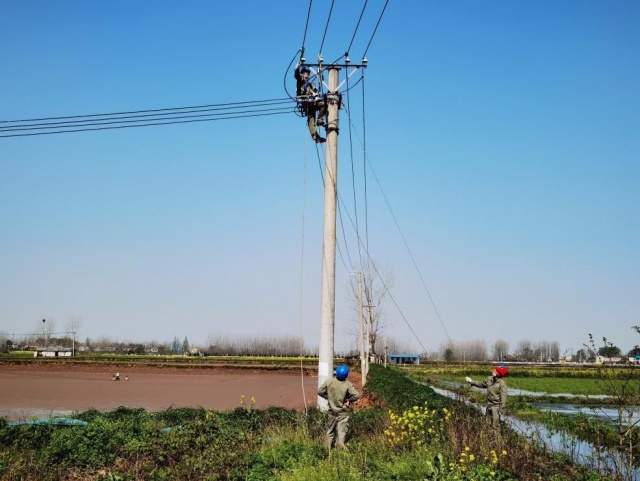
0,361,364,421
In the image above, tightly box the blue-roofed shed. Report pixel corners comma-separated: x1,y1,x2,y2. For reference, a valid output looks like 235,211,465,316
388,353,420,365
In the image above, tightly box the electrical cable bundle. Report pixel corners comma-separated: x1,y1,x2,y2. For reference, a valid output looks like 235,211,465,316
0,98,294,138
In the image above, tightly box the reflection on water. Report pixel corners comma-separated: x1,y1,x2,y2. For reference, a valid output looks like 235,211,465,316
4,408,73,421
508,387,610,399
430,385,639,480
439,381,639,426
535,402,640,426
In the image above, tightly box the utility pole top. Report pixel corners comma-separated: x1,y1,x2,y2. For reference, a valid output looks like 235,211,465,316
298,62,368,70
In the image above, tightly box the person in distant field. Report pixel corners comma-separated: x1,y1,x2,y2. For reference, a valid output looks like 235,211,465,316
294,64,327,143
124,375,129,381
317,364,359,449
465,365,508,427
113,372,120,381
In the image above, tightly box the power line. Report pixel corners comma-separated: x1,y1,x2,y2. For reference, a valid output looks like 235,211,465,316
340,107,452,344
0,100,291,131
0,109,293,138
362,0,390,58
1,98,290,124
311,101,428,352
344,73,363,268
312,138,353,272
322,133,428,352
346,0,369,55
319,0,336,57
361,73,370,255
301,0,313,53
0,105,293,134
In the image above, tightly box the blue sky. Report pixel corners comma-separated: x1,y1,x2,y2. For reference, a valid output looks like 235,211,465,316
1,1,638,355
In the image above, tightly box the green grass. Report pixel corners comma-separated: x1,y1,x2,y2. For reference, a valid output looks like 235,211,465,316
0,364,623,481
407,364,634,396
506,377,614,395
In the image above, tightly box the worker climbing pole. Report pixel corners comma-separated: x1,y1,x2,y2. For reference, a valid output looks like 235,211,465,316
291,53,367,411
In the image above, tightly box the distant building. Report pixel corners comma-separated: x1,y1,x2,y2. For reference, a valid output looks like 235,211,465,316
35,347,73,357
388,353,420,365
595,356,622,364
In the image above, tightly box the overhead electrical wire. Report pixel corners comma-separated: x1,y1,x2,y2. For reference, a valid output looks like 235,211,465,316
301,0,313,54
0,99,289,131
346,0,368,56
312,141,353,273
318,0,336,57
361,74,370,255
344,74,363,268
1,104,291,132
292,0,445,350
1,98,290,124
315,123,428,352
362,0,390,58
340,104,452,345
0,109,293,138
0,99,295,138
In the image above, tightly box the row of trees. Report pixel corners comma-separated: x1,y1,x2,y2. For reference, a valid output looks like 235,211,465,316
435,339,563,362
205,334,315,357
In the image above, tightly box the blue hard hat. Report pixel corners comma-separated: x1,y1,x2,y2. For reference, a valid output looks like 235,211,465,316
300,66,310,73
335,364,349,380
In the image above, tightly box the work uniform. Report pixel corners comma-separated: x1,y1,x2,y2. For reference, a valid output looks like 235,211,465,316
317,376,359,449
469,375,507,427
294,67,327,141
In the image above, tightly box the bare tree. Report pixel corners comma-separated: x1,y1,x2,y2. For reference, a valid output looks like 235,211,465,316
438,339,488,362
64,315,83,338
37,317,56,346
349,262,394,357
515,339,533,361
93,335,113,352
205,333,313,357
380,336,418,356
492,339,509,361
0,332,8,353
586,330,640,481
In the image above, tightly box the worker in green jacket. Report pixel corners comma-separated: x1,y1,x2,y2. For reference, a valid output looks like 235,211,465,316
317,364,359,449
466,365,508,427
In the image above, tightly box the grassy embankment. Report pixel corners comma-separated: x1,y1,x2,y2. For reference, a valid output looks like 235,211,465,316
0,363,616,481
406,362,639,471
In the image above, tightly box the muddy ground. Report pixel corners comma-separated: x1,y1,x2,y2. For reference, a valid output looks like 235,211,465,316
0,361,364,420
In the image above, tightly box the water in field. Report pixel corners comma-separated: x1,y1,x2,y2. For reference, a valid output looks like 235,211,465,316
440,380,639,425
507,387,610,399
534,402,640,427
431,386,639,480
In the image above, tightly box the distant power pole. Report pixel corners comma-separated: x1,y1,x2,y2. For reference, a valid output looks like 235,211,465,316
357,272,366,386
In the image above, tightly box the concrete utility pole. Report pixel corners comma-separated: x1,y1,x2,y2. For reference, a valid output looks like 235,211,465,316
365,302,373,378
357,272,366,386
317,67,340,410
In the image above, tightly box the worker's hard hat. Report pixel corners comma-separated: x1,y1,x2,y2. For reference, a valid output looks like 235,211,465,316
494,365,508,377
300,66,310,74
335,364,349,380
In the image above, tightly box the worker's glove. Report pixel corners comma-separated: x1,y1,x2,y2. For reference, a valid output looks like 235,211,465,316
465,377,472,383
